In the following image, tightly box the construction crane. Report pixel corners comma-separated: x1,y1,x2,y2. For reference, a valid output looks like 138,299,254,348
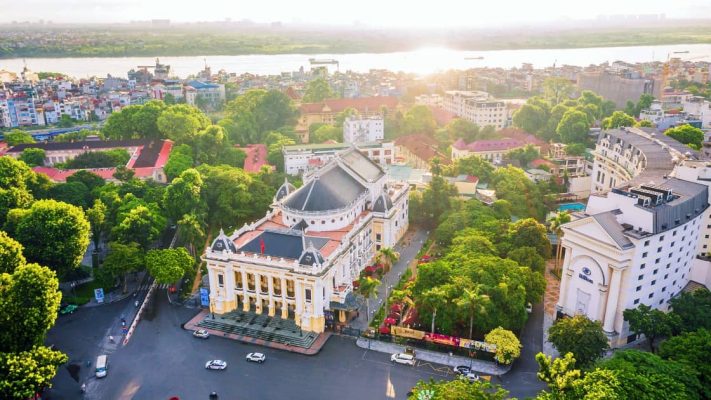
309,58,339,71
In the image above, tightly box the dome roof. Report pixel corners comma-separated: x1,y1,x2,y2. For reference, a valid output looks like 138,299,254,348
299,241,324,266
210,229,237,253
275,177,296,202
372,192,393,213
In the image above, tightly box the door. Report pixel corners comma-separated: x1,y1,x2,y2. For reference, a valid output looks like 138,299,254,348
575,289,591,316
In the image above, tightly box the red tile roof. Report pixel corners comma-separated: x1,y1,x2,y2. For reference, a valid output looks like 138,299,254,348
453,128,546,153
394,134,451,165
428,106,457,126
300,96,398,114
530,158,557,169
239,144,270,173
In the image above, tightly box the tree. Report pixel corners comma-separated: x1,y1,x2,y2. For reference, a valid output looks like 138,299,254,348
0,230,25,274
637,119,654,128
543,77,574,105
192,125,227,165
178,213,205,257
402,105,437,135
507,218,551,259
226,89,297,138
112,166,135,182
548,211,571,272
602,111,635,129
357,276,380,320
420,174,457,229
556,109,590,144
101,241,144,293
163,168,204,221
10,200,90,278
132,100,167,139
623,304,678,353
302,78,335,102
507,246,545,273
86,199,107,251
659,329,711,398
548,315,609,367
451,155,494,183
564,143,586,156
4,130,35,146
145,247,194,284
164,144,194,182
456,286,490,339
507,144,540,167
57,114,75,128
265,131,296,172
157,104,210,143
0,157,35,225
310,125,341,143
421,286,448,334
669,288,711,333
66,170,105,193
408,378,510,400
47,181,91,209
536,352,582,399
0,263,62,352
196,164,259,227
513,102,548,135
112,205,164,250
376,247,399,273
485,327,521,365
0,346,68,400
18,148,45,167
103,105,141,139
665,124,704,150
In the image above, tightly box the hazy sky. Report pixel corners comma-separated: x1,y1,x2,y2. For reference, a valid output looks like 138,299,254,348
2,0,710,27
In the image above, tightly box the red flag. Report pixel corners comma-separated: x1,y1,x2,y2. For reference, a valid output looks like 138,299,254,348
259,238,266,254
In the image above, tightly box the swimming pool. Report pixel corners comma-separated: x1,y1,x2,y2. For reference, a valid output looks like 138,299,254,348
558,202,586,212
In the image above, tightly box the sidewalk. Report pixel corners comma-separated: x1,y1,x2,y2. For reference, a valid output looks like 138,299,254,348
542,260,560,357
80,271,150,308
350,228,429,331
356,338,510,376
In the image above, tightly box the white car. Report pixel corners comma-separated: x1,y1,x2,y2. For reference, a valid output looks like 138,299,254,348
245,352,266,363
205,360,227,370
390,353,416,366
464,372,480,382
526,302,533,313
193,329,210,339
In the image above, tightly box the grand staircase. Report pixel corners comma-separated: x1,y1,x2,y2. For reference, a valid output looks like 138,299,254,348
197,310,318,349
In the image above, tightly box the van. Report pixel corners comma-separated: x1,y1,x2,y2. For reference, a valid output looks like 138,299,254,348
95,355,108,378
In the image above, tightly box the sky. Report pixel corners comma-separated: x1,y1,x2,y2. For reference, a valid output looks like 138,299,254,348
2,0,710,27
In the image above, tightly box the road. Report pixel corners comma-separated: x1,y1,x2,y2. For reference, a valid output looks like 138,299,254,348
500,301,547,399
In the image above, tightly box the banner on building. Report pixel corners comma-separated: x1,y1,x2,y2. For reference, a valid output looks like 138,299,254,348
460,338,496,353
390,326,426,340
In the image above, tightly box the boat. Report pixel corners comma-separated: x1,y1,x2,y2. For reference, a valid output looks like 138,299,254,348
464,56,484,60
673,51,690,54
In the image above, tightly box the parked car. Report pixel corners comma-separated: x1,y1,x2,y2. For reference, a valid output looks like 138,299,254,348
205,360,227,370
245,352,266,363
59,304,78,315
454,365,471,375
464,372,480,382
193,329,210,339
390,353,416,366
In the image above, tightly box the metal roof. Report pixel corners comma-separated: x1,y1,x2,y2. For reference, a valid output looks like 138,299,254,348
238,230,329,261
283,165,366,212
591,211,634,249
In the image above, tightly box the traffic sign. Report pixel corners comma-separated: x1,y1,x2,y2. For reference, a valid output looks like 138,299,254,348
94,288,105,303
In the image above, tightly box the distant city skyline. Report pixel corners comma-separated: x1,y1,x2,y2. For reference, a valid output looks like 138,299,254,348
2,0,711,28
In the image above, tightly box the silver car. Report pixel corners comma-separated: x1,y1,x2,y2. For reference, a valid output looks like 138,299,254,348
193,329,210,339
245,352,266,363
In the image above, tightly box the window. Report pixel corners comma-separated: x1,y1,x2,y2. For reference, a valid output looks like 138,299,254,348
218,274,224,287
649,293,654,298
653,269,658,275
644,240,650,246
660,235,665,241
673,231,677,236
638,274,644,280
640,263,646,270
636,286,641,292
634,299,640,305
305,288,312,302
657,247,662,253
642,252,648,258
655,258,660,264
662,287,666,292
376,233,382,241
651,280,656,285
671,242,675,247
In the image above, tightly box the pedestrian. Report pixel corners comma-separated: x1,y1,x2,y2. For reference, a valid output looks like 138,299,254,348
81,383,86,393
109,335,114,343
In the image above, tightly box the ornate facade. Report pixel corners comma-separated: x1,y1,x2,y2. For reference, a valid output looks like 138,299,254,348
203,149,409,333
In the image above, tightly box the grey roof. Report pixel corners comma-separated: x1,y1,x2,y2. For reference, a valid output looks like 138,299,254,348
275,179,296,202
591,211,634,249
238,230,329,261
339,148,385,182
644,178,708,233
299,246,325,266
291,219,309,231
372,192,393,213
283,166,366,212
211,230,237,253
600,128,698,188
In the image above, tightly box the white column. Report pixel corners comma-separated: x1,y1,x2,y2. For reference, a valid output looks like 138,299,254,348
254,272,263,314
267,275,275,316
241,269,249,312
597,285,608,322
603,267,623,333
280,276,288,319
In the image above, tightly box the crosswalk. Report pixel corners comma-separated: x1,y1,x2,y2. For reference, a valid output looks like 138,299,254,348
135,283,170,291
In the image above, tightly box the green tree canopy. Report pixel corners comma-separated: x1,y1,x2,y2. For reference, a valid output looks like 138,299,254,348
543,77,574,105
0,345,68,400
0,263,61,352
102,241,145,293
668,288,711,333
18,148,45,167
507,218,551,258
623,304,679,353
507,246,545,273
164,143,194,182
163,168,205,221
0,230,26,274
302,78,335,102
157,104,211,143
408,378,510,400
310,124,342,143
112,205,165,250
659,329,711,398
145,247,194,284
602,111,636,129
402,105,437,135
485,327,522,365
513,102,549,136
0,157,36,225
665,124,704,150
548,315,609,368
4,130,35,146
9,200,90,278
556,109,591,144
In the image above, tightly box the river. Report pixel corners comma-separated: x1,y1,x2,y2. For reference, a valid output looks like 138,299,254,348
2,44,711,79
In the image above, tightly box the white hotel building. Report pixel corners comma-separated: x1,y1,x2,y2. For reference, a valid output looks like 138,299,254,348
558,127,710,347
203,149,409,333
